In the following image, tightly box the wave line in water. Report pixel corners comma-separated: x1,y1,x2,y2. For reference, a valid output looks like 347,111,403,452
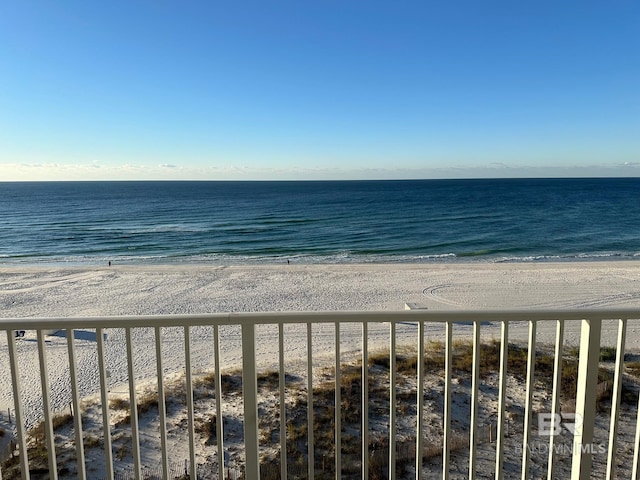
2,179,640,265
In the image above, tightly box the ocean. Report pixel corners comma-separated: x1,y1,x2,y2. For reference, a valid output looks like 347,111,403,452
1,178,640,266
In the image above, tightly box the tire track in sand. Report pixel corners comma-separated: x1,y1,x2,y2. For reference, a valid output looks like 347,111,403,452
0,271,108,294
422,284,465,307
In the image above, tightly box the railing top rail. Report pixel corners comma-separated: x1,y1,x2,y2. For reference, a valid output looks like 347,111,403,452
0,308,639,330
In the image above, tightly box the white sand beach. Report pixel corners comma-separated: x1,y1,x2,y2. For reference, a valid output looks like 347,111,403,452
3,261,640,315
2,261,640,477
2,261,640,420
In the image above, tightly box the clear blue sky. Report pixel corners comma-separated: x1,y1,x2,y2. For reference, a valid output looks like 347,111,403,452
1,1,638,180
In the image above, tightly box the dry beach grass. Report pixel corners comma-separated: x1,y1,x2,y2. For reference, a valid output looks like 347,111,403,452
3,340,640,479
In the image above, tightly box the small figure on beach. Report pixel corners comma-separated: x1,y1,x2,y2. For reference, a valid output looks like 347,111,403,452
287,259,290,265
108,261,111,267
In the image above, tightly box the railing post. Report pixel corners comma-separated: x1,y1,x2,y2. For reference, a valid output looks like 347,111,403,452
336,322,342,479
494,320,509,480
606,318,627,480
154,326,170,480
521,320,537,480
37,330,58,480
213,325,226,480
96,328,114,480
547,319,565,480
184,326,197,480
570,318,602,480
279,323,288,480
469,321,480,480
416,321,424,480
362,321,368,480
241,323,260,480
6,330,29,480
389,321,396,480
125,327,142,479
443,321,453,480
66,329,86,480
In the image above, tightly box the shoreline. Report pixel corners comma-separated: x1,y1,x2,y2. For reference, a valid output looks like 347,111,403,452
2,257,640,269
1,258,640,273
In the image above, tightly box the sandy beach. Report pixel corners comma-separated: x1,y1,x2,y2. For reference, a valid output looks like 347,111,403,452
2,261,640,420
3,261,640,316
2,261,640,477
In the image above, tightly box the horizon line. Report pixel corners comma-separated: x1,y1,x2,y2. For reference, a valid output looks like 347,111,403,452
1,176,639,183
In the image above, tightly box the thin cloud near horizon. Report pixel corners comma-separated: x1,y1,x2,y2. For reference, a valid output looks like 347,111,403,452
2,161,639,182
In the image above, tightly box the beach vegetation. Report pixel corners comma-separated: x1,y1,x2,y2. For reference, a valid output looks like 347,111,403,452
109,397,129,411
600,346,618,362
195,414,217,444
566,345,581,358
221,371,243,393
621,384,639,405
195,371,216,389
137,391,159,415
110,390,159,426
83,434,102,449
257,370,281,389
29,413,74,443
117,442,128,460
0,413,76,478
192,368,242,393
0,338,623,480
575,345,621,366
115,414,131,427
626,361,640,376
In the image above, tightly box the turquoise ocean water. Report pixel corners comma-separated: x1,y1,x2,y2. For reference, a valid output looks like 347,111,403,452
1,178,640,265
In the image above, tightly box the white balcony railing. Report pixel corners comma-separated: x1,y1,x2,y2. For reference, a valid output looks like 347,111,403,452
1,309,639,480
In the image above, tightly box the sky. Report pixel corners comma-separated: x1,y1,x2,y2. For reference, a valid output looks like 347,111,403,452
0,1,639,181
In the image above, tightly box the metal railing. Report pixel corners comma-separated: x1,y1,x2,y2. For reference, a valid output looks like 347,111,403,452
1,308,639,480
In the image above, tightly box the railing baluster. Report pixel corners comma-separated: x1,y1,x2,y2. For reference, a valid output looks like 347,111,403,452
469,321,480,480
242,323,260,480
37,330,58,480
495,320,508,480
570,318,602,480
416,321,424,480
279,322,288,480
184,326,197,479
547,319,564,480
335,322,342,479
362,321,369,480
3,309,640,480
634,376,640,479
6,330,29,480
606,318,627,480
66,329,86,480
307,322,314,479
125,327,142,479
154,327,169,480
213,324,225,480
443,321,452,480
96,328,114,480
389,321,396,480
521,320,537,480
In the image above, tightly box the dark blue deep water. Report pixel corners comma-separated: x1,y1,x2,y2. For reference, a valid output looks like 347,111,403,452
1,178,640,265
